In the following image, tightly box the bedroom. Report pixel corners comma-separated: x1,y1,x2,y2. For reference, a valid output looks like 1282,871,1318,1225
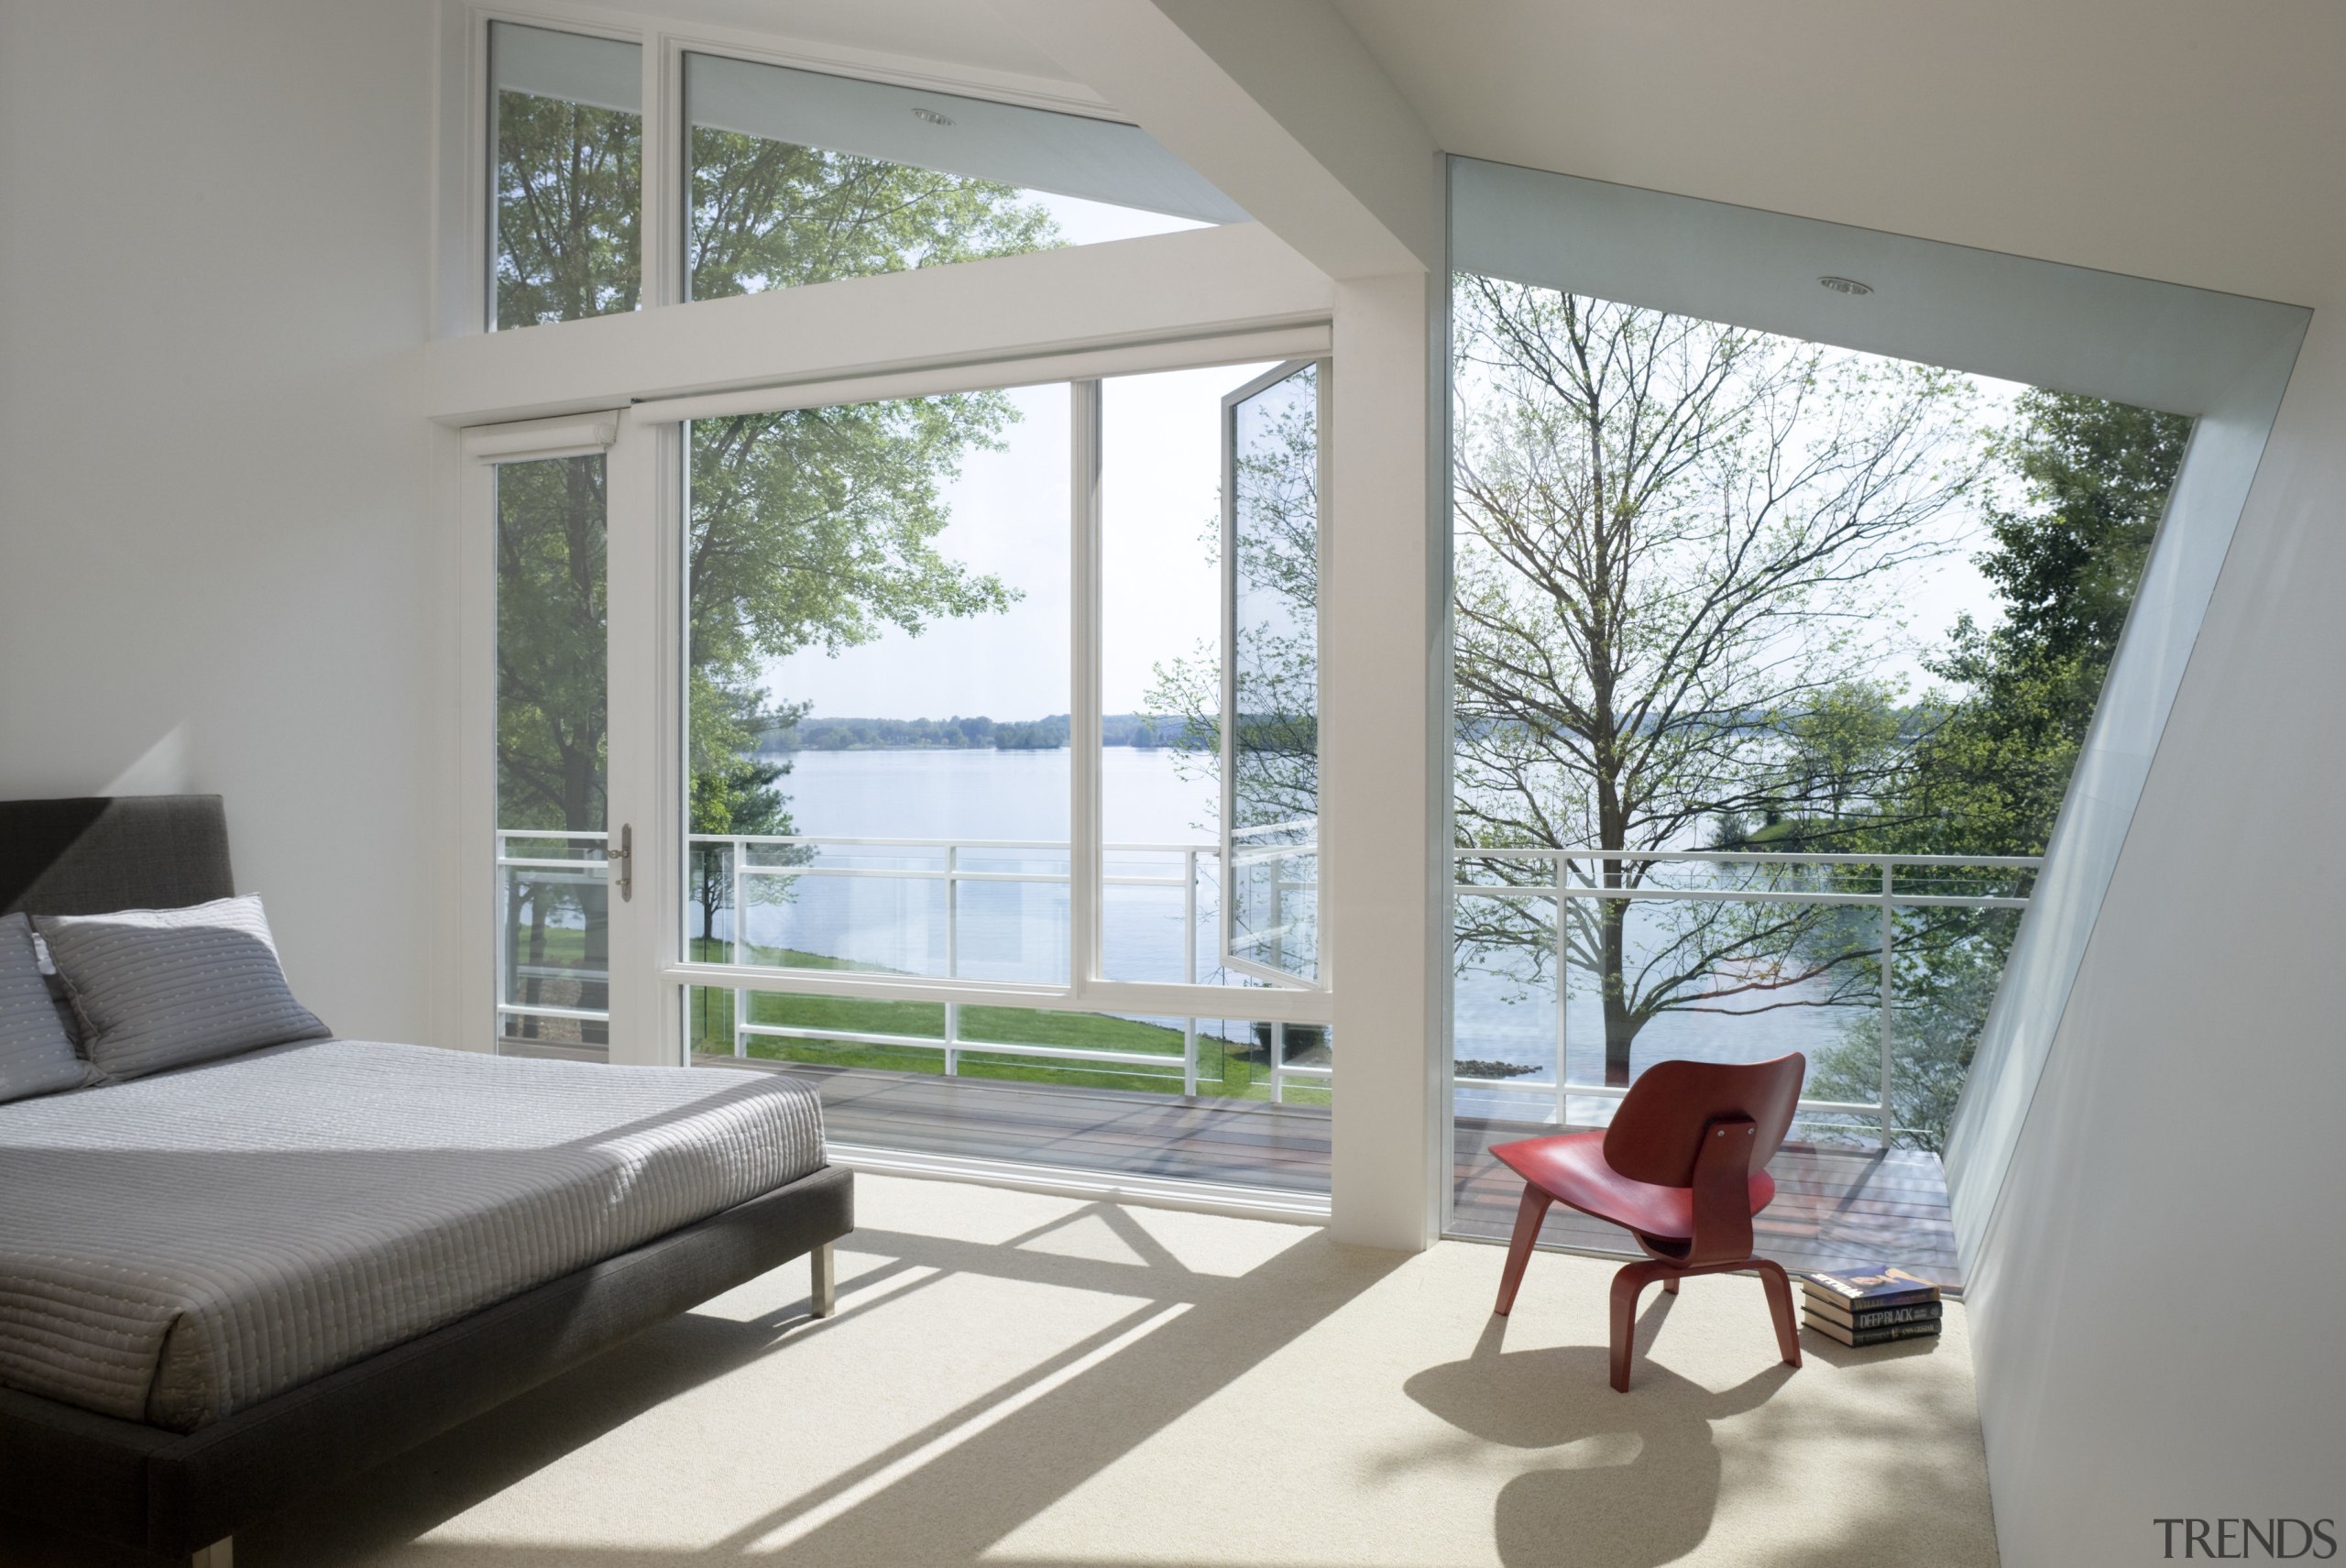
3,3,2343,1565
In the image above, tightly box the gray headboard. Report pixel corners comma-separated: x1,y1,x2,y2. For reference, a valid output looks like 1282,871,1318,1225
0,795,235,916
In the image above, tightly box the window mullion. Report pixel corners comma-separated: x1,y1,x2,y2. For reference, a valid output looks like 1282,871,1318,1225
1069,379,1105,997
641,33,679,310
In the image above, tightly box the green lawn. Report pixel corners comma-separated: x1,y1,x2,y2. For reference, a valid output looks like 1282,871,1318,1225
684,937,1325,1102
505,919,1329,1102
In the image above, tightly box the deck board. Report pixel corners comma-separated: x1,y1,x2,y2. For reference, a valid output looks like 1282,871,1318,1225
618,1051,1961,1288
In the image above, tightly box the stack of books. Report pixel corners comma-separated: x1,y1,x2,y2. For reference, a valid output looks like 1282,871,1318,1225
1802,1266,1943,1347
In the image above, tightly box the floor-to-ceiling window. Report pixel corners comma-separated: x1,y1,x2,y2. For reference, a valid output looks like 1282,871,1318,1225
1442,269,2187,1265
464,12,1337,1197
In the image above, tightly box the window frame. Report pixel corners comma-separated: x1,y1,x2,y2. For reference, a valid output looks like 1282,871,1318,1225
456,410,628,1059
1217,358,1331,991
444,0,1177,340
632,334,1337,1061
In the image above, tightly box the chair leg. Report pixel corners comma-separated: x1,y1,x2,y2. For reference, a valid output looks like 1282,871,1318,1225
1754,1257,1802,1368
1493,1183,1552,1316
1662,1274,1680,1295
1608,1260,1674,1392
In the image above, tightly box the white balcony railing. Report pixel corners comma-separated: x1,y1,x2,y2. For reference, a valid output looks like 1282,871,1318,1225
1452,848,2041,1145
495,829,1330,1102
496,832,2037,1143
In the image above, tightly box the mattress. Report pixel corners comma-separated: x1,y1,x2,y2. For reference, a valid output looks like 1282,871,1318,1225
0,1039,826,1431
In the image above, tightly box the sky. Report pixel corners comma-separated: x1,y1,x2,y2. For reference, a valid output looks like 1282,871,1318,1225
756,360,1269,722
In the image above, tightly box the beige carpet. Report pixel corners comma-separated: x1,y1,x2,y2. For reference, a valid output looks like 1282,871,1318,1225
14,1175,1999,1568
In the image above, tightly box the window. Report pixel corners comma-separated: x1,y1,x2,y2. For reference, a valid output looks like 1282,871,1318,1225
488,24,641,331
457,15,1320,1189
682,384,1074,986
666,356,1332,1162
1095,361,1325,997
493,452,611,1054
1222,363,1322,987
1443,268,2189,1239
476,22,1242,329
685,53,1239,302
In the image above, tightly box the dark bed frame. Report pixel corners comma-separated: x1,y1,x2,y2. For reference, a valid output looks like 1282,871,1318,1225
0,796,854,1566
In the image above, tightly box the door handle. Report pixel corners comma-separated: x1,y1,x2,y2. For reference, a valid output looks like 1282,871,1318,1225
609,823,632,903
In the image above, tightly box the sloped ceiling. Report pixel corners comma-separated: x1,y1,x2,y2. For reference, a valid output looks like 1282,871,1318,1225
1332,0,2346,306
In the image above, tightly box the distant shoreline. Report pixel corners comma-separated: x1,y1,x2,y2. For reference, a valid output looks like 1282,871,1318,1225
758,712,1187,754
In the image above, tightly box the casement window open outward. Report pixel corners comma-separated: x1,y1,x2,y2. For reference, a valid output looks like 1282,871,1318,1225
1219,361,1325,990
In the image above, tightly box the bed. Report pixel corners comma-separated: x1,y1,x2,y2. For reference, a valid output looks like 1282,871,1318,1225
0,795,853,1565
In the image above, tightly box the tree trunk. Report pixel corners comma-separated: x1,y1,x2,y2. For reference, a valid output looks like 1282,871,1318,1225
521,887,548,1041
1598,894,1636,1087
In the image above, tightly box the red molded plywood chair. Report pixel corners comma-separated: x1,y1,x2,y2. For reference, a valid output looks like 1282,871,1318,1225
1490,1053,1807,1391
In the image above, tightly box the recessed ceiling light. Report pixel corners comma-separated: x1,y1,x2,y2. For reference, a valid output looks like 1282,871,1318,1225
911,107,954,126
1818,276,1873,297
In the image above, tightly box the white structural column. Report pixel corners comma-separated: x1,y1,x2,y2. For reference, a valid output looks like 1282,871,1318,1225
1322,272,1447,1248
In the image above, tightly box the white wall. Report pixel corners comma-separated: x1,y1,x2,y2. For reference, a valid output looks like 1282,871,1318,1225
0,0,440,1042
1965,297,2346,1563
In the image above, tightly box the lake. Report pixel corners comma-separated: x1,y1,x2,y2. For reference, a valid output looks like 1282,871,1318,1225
741,747,1859,1113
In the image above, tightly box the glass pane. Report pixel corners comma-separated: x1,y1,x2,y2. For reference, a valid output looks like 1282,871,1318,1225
1809,903,2024,1154
681,386,1071,984
1225,364,1321,983
1100,363,1282,987
1446,269,2190,1260
496,455,608,1053
491,23,641,331
684,52,1233,302
1561,893,1876,1095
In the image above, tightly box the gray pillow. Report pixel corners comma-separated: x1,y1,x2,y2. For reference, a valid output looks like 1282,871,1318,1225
0,911,90,1102
37,894,329,1081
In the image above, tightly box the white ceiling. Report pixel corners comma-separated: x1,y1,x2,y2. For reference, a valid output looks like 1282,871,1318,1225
1332,0,2346,307
652,0,2346,306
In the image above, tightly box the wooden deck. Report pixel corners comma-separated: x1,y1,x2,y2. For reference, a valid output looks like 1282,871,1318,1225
727,1061,1962,1288
714,1058,1335,1195
538,1049,1961,1288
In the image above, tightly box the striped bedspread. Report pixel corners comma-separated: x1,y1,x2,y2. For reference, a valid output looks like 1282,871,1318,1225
0,1039,826,1431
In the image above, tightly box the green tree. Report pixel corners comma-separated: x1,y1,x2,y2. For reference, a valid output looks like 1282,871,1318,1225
495,454,613,1042
497,455,610,832
1904,391,2194,857
690,131,1058,299
492,93,1059,997
1807,391,2192,1146
496,92,640,330
686,395,1024,793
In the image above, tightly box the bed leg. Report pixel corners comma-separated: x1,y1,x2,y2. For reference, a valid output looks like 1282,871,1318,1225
190,1538,233,1568
811,1241,836,1318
